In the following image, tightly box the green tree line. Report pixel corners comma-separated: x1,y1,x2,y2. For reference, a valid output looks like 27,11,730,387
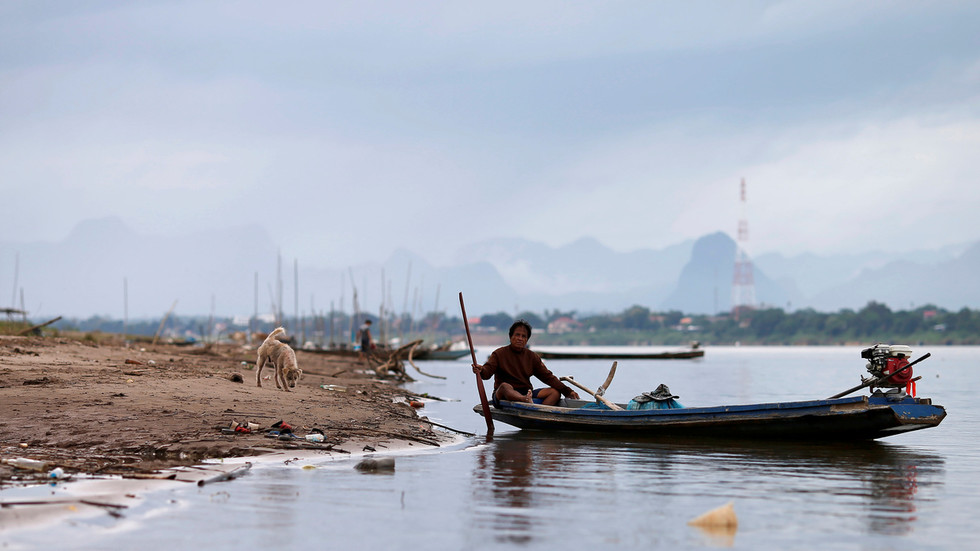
14,301,978,347
473,302,980,346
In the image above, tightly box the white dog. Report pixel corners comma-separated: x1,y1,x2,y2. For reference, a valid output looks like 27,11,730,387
255,327,302,391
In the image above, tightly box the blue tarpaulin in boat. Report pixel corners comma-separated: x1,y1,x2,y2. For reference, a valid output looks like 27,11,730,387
627,398,684,410
628,384,684,410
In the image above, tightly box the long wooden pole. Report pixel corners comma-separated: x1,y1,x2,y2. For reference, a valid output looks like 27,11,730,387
459,292,493,436
17,316,62,336
152,300,178,346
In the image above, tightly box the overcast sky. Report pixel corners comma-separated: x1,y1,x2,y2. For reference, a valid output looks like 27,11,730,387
3,1,979,267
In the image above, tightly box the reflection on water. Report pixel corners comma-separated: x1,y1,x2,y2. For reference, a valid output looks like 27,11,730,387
472,438,535,544
470,433,944,545
5,347,969,551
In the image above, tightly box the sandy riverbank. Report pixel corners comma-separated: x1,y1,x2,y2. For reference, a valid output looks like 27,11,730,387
1,333,464,533
0,334,457,482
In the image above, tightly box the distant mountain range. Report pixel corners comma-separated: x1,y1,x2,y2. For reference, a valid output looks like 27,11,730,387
2,217,978,320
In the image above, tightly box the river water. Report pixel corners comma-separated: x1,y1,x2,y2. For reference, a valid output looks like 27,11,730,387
5,346,979,550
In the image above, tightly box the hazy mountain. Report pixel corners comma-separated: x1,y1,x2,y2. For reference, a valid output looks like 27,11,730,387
2,217,979,320
808,241,980,312
1,217,281,319
0,218,526,320
450,236,694,314
659,232,798,314
754,242,970,299
378,248,519,320
379,238,693,318
660,234,980,314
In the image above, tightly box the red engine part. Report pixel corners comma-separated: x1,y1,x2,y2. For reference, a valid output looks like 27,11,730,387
882,357,913,385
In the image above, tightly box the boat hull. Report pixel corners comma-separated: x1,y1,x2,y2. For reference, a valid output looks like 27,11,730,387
475,394,945,441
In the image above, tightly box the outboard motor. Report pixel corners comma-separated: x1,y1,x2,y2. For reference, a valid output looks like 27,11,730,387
861,344,914,392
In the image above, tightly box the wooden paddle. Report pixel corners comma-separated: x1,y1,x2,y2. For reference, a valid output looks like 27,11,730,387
595,361,618,398
560,375,624,410
459,292,494,436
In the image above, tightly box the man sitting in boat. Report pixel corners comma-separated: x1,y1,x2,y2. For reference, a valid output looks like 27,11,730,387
472,319,580,406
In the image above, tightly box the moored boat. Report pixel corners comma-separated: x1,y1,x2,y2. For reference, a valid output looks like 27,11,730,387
533,348,704,360
412,349,470,360
473,343,946,441
473,394,945,440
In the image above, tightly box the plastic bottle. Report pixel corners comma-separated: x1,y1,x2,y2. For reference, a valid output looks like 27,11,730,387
48,467,65,479
305,433,325,443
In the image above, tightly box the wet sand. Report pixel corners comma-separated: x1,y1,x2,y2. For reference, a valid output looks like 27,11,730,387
0,334,457,530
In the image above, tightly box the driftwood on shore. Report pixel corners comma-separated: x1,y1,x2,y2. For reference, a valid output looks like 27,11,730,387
197,462,252,486
370,339,424,381
391,410,475,437
17,316,62,336
365,339,450,382
152,300,178,345
301,340,449,382
406,342,448,379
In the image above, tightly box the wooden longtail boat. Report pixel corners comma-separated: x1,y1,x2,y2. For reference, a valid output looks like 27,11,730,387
473,393,945,440
474,344,946,441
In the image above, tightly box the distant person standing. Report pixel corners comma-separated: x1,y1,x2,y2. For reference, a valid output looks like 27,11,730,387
358,319,374,362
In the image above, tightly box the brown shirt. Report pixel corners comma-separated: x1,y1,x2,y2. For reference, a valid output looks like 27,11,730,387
479,344,573,397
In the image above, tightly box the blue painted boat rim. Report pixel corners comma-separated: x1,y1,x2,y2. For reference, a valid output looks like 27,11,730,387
495,395,879,416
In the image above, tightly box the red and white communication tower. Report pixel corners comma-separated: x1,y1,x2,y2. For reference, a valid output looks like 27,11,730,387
732,178,756,319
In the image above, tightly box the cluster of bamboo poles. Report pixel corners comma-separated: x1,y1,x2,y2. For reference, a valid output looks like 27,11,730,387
200,254,446,348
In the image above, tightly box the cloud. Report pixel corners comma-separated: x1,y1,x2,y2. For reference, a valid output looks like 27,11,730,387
1,1,979,269
746,114,980,255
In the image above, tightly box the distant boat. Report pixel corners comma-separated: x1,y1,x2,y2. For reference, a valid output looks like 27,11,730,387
412,348,470,361
532,347,704,360
411,339,471,361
